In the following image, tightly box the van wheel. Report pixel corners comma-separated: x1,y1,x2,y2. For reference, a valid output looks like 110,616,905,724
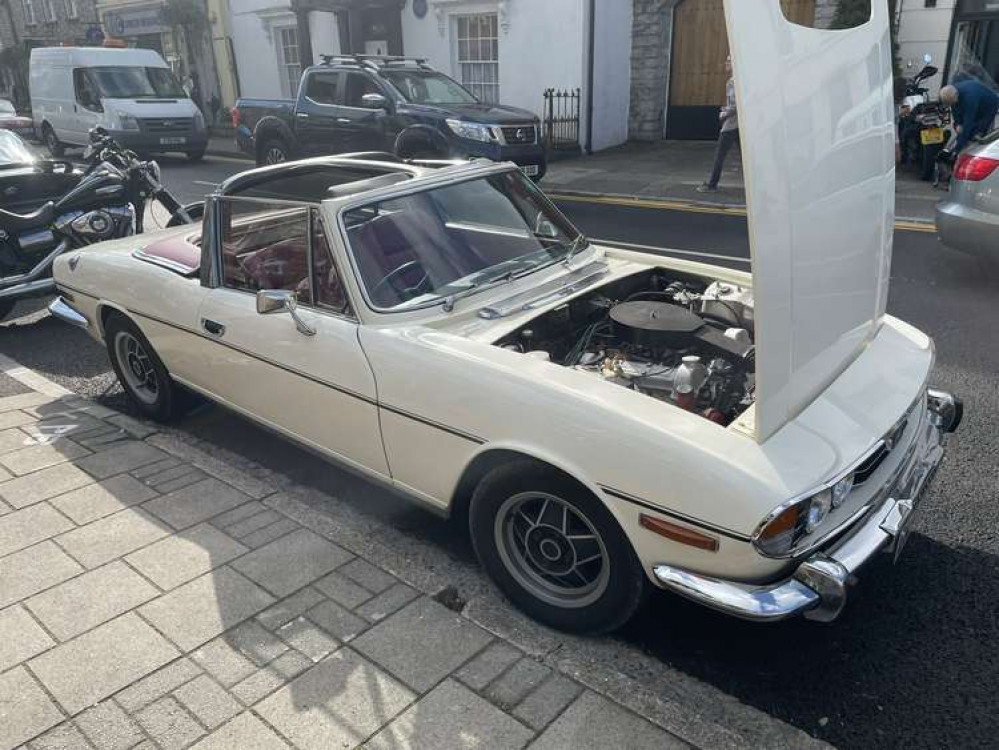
469,461,647,634
42,124,64,157
257,137,289,166
104,313,180,422
187,149,206,162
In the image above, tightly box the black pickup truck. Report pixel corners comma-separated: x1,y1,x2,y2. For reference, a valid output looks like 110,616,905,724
233,56,547,179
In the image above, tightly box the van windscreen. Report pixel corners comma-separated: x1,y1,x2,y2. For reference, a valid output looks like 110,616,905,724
89,67,186,99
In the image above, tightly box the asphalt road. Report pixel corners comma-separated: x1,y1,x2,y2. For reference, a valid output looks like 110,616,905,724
2,157,997,749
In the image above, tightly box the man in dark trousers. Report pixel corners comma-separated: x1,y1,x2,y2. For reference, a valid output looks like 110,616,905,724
939,79,999,152
698,55,739,193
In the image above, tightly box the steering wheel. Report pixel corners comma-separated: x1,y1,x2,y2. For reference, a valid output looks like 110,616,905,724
370,260,431,305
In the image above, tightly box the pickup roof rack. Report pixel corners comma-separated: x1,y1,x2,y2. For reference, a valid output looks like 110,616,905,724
317,54,431,72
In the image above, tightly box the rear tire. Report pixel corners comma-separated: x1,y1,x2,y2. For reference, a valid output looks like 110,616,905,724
921,143,942,181
42,124,64,158
257,137,290,166
469,461,647,634
104,313,180,422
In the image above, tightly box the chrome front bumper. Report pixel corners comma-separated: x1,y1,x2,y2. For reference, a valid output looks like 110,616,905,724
652,389,962,623
48,296,90,330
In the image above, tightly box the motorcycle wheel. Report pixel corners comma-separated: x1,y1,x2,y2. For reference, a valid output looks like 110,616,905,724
921,143,942,181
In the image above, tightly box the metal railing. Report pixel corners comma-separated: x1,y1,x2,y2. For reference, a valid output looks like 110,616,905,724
543,88,581,152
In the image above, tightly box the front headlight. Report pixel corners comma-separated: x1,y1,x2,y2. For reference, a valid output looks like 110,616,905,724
118,113,140,131
446,119,495,143
753,473,856,557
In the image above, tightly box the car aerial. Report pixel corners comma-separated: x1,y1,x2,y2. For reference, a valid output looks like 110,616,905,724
935,130,999,263
233,55,546,180
0,98,36,140
49,4,961,633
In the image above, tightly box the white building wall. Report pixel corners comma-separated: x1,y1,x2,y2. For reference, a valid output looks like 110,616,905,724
590,0,632,151
309,11,341,62
897,0,956,93
229,0,297,99
400,0,586,124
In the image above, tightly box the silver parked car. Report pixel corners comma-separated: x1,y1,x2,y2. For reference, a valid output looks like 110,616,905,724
936,133,999,260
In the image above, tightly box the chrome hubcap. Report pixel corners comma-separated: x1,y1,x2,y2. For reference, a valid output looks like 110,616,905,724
114,331,159,405
494,492,610,608
265,147,286,164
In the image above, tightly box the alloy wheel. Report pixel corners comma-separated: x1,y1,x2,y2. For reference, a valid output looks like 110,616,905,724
114,330,160,405
264,145,287,165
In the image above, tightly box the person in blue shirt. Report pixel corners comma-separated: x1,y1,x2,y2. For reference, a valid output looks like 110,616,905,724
939,79,999,152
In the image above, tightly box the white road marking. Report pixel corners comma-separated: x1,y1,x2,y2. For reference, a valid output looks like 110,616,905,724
193,180,219,187
593,238,752,265
0,352,72,397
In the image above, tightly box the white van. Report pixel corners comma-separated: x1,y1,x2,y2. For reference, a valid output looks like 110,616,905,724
30,47,207,161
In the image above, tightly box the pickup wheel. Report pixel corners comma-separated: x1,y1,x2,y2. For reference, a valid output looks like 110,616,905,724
105,313,180,422
257,137,290,166
186,148,206,162
469,462,647,633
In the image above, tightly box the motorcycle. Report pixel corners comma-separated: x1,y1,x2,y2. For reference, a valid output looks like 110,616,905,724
898,62,951,181
0,127,195,321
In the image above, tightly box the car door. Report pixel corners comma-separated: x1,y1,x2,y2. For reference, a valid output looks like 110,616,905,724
334,71,394,152
294,70,345,157
195,196,389,476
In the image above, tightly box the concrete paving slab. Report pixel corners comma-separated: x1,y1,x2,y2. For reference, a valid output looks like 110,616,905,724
227,619,289,667
125,522,248,590
455,641,522,692
144,477,252,530
0,410,35,430
27,721,90,750
0,541,82,609
138,567,275,651
189,712,290,750
512,675,582,731
255,586,326,631
304,598,369,642
135,696,205,749
231,527,353,597
366,678,533,750
55,507,170,569
0,427,30,454
115,658,203,713
0,462,93,509
485,657,551,710
0,502,74,557
256,648,415,750
47,474,158,525
28,613,180,714
276,616,339,662
355,582,419,623
353,597,492,693
230,650,311,706
75,700,145,750
0,604,55,672
73,440,167,480
313,570,372,609
0,439,89,477
190,636,258,688
530,690,686,750
339,557,397,594
25,561,159,641
0,667,64,750
172,674,241,730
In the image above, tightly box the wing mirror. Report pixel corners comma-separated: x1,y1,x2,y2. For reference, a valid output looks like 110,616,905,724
256,289,316,336
361,93,389,111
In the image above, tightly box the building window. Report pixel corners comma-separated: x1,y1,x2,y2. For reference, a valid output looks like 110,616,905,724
41,0,55,22
276,26,301,99
21,0,36,24
64,0,77,19
456,14,499,103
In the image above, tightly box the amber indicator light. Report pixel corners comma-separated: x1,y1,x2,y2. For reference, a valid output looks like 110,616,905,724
639,514,720,552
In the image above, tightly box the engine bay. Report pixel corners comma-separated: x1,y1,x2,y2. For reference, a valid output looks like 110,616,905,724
494,269,756,426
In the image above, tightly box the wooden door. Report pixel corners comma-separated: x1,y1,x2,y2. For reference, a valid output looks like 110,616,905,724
666,0,815,139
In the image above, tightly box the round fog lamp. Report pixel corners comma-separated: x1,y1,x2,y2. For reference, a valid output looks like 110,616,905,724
806,490,832,533
831,473,854,508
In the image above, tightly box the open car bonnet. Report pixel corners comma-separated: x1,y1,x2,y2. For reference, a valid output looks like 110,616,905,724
725,1,895,442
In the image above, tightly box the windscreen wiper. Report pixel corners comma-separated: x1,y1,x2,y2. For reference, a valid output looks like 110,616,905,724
441,270,518,313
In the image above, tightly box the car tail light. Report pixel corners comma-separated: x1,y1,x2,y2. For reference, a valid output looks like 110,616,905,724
231,108,240,128
954,154,999,182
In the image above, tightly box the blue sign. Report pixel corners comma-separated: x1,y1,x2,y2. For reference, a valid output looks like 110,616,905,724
413,0,428,19
85,25,105,44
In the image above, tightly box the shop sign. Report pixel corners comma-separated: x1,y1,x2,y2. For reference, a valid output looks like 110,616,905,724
103,6,169,37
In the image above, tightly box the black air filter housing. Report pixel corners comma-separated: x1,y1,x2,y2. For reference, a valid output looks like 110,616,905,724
610,301,752,364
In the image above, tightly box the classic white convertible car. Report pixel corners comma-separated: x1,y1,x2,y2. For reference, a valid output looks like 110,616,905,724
50,3,961,632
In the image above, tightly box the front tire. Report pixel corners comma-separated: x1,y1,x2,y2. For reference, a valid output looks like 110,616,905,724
104,313,180,421
186,148,206,162
257,137,290,166
469,461,647,633
42,124,65,157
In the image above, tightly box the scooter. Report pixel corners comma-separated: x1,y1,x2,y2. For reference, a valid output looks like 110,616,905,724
0,127,194,321
898,61,951,180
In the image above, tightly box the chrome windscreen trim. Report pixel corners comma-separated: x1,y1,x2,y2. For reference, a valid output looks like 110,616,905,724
478,260,609,319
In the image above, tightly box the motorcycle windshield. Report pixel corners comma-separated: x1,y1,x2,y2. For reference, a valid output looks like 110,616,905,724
724,0,896,442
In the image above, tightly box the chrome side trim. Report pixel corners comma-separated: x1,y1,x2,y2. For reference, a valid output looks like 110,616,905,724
132,248,199,277
48,296,90,329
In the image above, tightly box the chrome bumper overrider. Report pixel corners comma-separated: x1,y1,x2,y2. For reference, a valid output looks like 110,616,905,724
48,296,90,330
652,389,962,623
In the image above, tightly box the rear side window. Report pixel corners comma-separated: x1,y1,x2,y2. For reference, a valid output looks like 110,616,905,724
305,72,342,105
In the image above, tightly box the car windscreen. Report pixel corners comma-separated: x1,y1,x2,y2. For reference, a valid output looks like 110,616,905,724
0,130,35,167
342,170,583,311
90,66,187,99
0,99,15,115
379,70,477,105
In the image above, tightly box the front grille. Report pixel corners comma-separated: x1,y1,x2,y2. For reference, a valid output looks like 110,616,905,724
854,412,911,486
501,125,537,145
139,117,194,133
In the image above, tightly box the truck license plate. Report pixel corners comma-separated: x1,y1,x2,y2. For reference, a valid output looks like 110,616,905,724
521,164,539,177
920,128,944,146
160,137,186,145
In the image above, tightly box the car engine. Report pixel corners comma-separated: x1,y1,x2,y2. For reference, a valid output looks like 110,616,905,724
495,270,755,425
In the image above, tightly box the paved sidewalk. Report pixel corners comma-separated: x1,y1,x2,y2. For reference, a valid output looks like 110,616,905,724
0,387,708,750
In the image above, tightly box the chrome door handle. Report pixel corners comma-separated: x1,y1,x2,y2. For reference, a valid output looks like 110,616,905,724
336,118,351,124
296,112,309,119
201,318,225,337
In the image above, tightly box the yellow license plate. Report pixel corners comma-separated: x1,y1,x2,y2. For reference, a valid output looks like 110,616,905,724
920,128,944,145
